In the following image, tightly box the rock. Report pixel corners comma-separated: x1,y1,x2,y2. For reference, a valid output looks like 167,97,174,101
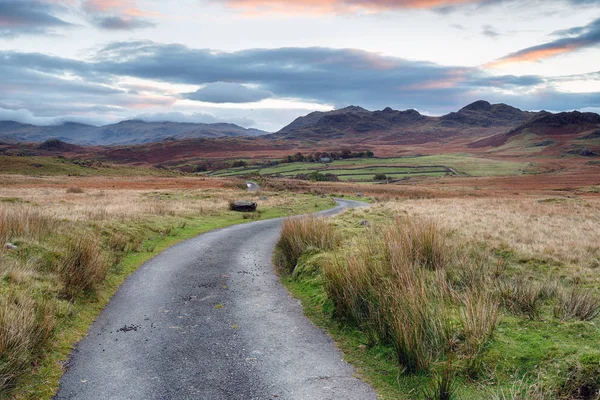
359,220,370,226
580,148,597,157
230,200,257,212
356,193,364,198
320,194,327,198
4,242,18,250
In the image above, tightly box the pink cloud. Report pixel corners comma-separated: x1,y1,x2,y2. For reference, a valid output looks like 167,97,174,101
82,0,157,18
219,0,481,15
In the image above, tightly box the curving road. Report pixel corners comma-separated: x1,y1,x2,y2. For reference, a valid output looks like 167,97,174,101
55,199,375,400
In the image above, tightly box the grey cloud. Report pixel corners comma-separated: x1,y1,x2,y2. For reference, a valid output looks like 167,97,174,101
492,17,600,64
93,16,155,31
0,106,111,126
87,41,545,111
482,25,499,38
135,111,256,127
1,42,599,128
81,0,156,31
184,82,274,104
0,0,74,37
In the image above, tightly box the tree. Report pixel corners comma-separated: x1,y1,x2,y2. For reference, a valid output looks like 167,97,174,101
374,173,387,181
366,150,374,158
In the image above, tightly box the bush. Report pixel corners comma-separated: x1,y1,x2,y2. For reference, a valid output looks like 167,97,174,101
374,173,387,181
66,186,84,194
231,160,247,168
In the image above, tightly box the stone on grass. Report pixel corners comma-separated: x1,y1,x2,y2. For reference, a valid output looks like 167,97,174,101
230,200,257,212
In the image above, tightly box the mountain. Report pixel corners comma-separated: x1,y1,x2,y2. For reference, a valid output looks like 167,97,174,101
439,100,536,127
0,120,268,146
274,105,429,140
273,101,539,142
469,110,600,155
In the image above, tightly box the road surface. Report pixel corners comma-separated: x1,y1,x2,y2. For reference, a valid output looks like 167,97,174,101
55,199,375,400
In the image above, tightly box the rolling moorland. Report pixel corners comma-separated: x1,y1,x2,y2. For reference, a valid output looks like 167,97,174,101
0,100,599,399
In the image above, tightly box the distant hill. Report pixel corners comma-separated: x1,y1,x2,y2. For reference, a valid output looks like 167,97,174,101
439,100,537,128
272,100,540,142
0,120,268,146
470,110,600,156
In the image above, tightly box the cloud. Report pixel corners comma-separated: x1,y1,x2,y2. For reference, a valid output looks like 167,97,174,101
92,15,155,30
85,41,548,111
81,0,156,31
1,41,599,130
212,0,597,15
216,0,480,15
0,0,74,37
482,24,499,38
134,111,257,127
487,17,600,67
184,82,274,103
0,106,109,126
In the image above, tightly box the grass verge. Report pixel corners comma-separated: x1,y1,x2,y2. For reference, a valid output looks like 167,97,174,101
277,205,600,399
0,185,335,399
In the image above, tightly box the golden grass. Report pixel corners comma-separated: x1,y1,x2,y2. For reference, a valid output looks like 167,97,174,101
0,176,331,397
275,216,339,273
379,197,600,278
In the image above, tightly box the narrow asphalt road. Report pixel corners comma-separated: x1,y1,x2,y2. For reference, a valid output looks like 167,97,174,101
55,199,376,400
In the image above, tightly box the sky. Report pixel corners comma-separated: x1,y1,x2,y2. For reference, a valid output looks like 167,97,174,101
0,0,599,132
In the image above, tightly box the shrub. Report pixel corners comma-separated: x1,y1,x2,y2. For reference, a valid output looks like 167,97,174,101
231,160,247,168
275,216,339,274
374,173,387,181
66,186,84,194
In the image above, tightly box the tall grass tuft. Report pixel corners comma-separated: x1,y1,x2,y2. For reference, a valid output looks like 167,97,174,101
555,287,600,321
460,289,499,357
0,206,57,246
275,216,339,274
0,292,54,391
422,360,458,400
496,277,543,319
60,235,109,297
323,217,465,373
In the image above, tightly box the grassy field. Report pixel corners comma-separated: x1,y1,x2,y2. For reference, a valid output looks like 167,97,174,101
0,156,179,177
0,173,335,399
275,197,600,399
210,154,534,182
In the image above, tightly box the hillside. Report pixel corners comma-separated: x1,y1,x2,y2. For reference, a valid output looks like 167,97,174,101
272,100,540,143
470,110,600,156
2,101,598,169
0,120,268,146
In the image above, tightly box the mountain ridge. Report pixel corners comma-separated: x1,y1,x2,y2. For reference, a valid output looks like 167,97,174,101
0,120,268,146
